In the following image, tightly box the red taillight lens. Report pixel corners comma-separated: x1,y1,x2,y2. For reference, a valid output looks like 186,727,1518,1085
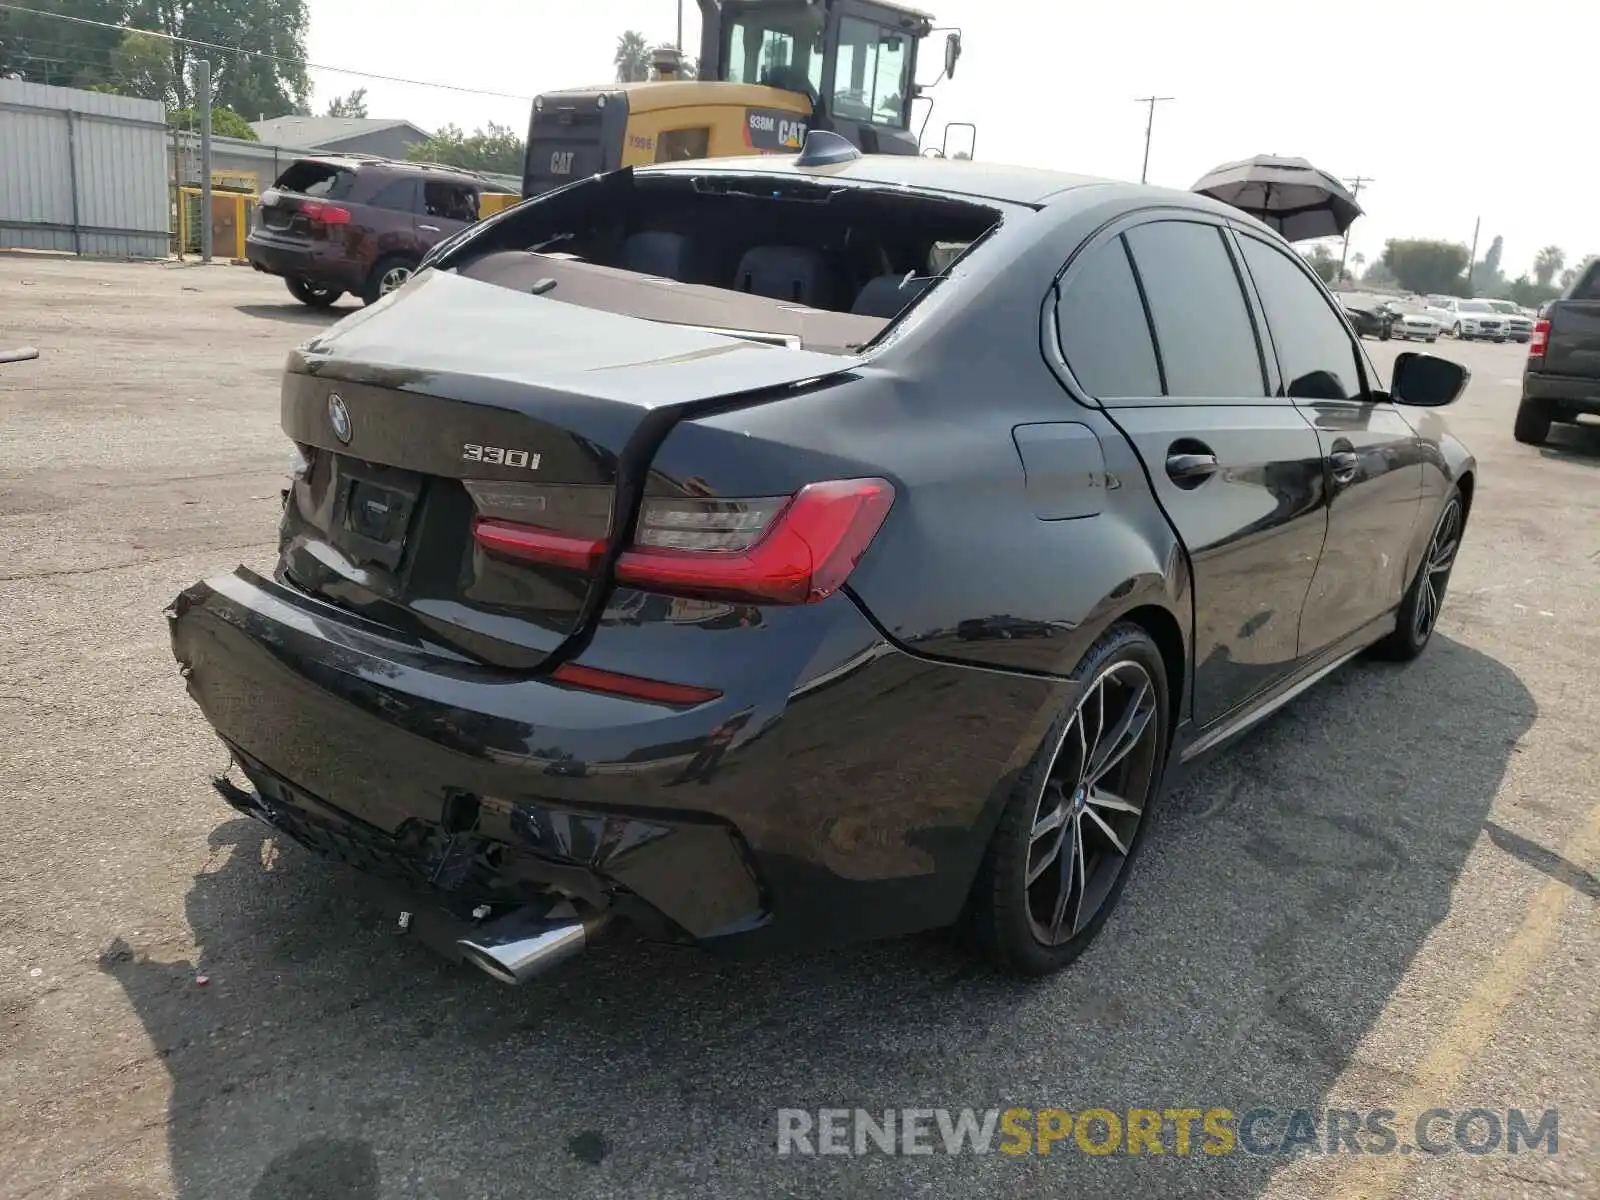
301,201,351,226
615,478,895,605
1529,319,1550,358
468,477,895,605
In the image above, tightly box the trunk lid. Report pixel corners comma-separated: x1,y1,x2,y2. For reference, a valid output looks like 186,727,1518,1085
279,268,861,669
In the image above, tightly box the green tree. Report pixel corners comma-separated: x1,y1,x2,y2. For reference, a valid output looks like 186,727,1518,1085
614,29,650,82
1381,239,1470,295
0,0,131,88
106,29,173,99
1483,234,1503,280
1362,258,1397,288
324,86,367,118
129,0,309,117
1532,244,1565,288
167,103,257,138
406,122,524,175
1301,243,1341,285
1505,274,1560,309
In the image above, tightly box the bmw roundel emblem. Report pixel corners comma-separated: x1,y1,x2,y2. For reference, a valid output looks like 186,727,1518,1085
327,393,352,444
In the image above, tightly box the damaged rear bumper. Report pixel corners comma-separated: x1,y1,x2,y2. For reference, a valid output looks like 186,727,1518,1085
167,567,1067,958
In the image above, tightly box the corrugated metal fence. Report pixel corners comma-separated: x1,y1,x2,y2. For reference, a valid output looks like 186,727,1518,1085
0,79,169,259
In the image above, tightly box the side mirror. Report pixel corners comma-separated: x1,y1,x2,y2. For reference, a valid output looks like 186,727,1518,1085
1391,351,1469,407
944,32,962,79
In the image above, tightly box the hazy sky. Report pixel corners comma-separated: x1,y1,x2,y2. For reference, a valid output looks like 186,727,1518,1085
305,0,1592,279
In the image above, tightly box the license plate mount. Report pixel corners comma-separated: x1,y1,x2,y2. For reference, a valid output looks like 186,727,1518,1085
329,459,422,571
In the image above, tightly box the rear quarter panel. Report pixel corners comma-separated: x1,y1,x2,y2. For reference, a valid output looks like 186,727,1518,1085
644,193,1191,693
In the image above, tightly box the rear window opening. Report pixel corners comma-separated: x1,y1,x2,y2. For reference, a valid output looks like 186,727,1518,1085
272,160,357,200
433,169,1005,352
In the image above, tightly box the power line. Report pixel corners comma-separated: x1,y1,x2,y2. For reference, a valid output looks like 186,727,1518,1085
0,2,532,100
1134,95,1174,184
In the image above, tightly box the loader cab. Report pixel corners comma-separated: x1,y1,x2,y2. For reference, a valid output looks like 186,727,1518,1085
523,0,948,197
703,0,936,155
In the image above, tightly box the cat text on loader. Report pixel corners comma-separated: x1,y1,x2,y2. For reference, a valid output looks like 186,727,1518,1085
523,0,962,197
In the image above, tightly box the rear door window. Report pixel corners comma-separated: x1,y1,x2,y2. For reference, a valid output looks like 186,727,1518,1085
273,161,356,200
1056,237,1162,399
1236,234,1366,401
368,178,421,214
1123,221,1267,398
1571,261,1600,301
424,180,479,223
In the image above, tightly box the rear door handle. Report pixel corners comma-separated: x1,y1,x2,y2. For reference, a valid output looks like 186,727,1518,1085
1329,450,1360,483
1165,451,1220,485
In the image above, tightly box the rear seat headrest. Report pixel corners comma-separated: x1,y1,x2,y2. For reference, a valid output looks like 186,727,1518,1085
733,245,846,309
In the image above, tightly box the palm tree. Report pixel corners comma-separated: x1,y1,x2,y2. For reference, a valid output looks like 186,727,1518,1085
1532,244,1566,288
1351,251,1366,274
614,31,651,83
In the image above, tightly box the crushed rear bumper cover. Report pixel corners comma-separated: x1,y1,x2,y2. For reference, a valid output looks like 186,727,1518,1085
167,568,1069,955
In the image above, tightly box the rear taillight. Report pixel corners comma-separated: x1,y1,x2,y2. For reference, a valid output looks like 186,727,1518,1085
615,479,895,604
301,201,351,226
1529,319,1549,358
470,477,895,605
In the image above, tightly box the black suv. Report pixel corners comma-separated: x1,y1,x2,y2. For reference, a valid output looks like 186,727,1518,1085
1516,258,1600,445
246,156,517,308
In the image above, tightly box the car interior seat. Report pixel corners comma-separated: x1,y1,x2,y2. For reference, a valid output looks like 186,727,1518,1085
623,231,695,281
732,245,847,309
851,273,934,318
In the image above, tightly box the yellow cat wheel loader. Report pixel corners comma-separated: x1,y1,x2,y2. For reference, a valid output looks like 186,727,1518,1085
522,0,964,197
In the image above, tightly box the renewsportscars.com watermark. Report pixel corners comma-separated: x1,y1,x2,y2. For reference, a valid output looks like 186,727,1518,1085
776,1107,1561,1157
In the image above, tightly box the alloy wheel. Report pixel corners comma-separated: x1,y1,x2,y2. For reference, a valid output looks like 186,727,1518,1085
1414,496,1462,641
379,266,413,296
1025,660,1161,947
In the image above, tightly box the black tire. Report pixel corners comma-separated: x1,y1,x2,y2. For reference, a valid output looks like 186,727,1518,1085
1513,398,1553,446
1452,322,1463,339
1426,336,1437,343
969,622,1171,976
362,255,418,306
286,278,341,309
1373,489,1464,662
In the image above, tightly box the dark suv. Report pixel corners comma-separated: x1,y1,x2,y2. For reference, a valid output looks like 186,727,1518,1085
246,156,517,308
1516,258,1600,445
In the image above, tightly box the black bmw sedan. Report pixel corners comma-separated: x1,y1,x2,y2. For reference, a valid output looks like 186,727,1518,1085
168,140,1475,982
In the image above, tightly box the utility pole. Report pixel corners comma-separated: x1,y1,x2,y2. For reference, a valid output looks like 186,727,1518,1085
197,58,213,263
1336,174,1373,285
1135,96,1174,184
1465,216,1481,295
676,0,683,49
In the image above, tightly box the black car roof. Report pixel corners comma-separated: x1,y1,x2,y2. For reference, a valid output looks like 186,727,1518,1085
639,153,1115,207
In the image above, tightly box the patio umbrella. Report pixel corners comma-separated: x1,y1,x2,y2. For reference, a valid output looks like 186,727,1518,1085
1191,155,1362,241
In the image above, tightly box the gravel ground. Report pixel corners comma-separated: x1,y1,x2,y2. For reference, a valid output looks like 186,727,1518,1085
0,255,1595,1200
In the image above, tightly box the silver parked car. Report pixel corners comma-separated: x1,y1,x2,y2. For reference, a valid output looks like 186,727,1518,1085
1483,299,1534,343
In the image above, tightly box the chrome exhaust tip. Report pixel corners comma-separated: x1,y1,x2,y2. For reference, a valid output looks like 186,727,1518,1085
455,901,611,986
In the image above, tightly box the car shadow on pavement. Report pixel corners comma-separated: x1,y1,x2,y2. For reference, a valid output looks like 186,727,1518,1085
96,634,1531,1200
234,304,351,327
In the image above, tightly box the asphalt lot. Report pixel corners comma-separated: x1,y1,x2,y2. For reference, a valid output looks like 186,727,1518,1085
1,255,1595,1200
